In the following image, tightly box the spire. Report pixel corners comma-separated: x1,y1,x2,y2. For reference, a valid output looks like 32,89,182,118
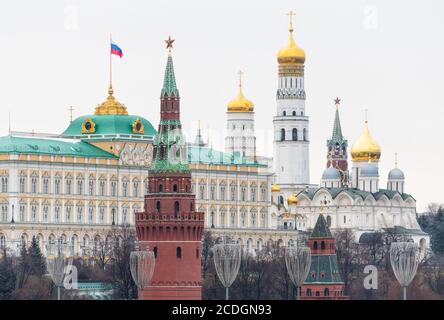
311,213,332,238
395,152,398,168
193,120,206,147
331,97,343,141
161,36,179,98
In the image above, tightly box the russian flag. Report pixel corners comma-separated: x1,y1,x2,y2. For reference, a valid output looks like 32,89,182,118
111,42,123,58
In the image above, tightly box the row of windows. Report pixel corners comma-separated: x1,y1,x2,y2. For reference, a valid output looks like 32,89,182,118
282,110,304,117
0,205,133,225
151,246,200,260
14,177,147,197
196,184,267,202
280,77,303,89
209,210,266,228
280,128,307,142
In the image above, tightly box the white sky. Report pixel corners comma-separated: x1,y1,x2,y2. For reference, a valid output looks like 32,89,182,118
0,0,442,211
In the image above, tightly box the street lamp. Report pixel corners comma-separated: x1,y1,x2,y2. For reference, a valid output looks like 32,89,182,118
130,241,156,296
46,240,73,300
285,244,311,300
390,241,419,300
212,239,242,300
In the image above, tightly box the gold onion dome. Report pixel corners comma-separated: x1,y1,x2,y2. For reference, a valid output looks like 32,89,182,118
94,85,128,115
351,121,381,162
227,72,254,113
271,184,281,192
287,194,298,205
277,14,305,65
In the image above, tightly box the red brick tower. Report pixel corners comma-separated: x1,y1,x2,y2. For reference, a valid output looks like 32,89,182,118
326,98,349,185
300,213,349,300
135,37,204,300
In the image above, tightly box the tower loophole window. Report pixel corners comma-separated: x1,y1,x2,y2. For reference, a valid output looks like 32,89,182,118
174,201,179,218
173,184,178,192
153,246,158,258
176,246,182,258
156,201,161,213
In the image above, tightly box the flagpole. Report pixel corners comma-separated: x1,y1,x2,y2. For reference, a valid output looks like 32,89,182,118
110,33,112,87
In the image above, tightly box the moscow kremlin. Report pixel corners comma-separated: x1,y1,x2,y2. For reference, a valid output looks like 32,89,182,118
0,6,434,303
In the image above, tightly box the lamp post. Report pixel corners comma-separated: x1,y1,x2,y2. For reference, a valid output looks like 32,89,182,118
390,241,419,300
285,244,311,300
46,240,73,300
212,239,242,300
130,241,156,298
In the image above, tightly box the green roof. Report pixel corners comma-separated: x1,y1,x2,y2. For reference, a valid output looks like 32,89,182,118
298,187,415,202
311,214,332,238
161,54,179,98
304,255,344,284
187,145,265,167
0,135,117,158
62,114,156,137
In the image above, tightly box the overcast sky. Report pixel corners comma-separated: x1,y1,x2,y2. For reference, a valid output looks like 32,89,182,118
0,0,442,211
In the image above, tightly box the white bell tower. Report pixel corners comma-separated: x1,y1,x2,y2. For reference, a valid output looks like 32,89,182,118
273,12,310,190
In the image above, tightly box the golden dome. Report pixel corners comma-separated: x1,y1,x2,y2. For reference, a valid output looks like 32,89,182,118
277,15,305,65
351,121,381,162
271,184,281,193
94,85,128,115
227,72,254,113
287,194,298,206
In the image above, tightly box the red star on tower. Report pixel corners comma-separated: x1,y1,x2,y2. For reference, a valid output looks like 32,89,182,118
165,36,175,49
334,97,341,105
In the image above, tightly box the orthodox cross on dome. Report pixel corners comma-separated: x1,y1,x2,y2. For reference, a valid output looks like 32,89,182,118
365,109,369,122
165,35,175,51
286,10,296,32
68,106,75,123
395,152,398,168
238,70,244,88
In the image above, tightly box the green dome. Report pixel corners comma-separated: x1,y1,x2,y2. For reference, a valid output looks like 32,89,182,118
62,114,156,138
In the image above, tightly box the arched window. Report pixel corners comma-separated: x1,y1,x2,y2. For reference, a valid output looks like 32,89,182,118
173,184,178,192
283,111,286,116
327,215,332,227
321,241,326,250
303,128,307,141
156,201,161,213
176,247,182,258
292,111,296,116
313,241,318,250
153,246,158,258
280,128,285,141
306,289,312,297
159,184,163,192
324,288,330,296
292,128,298,141
174,201,179,218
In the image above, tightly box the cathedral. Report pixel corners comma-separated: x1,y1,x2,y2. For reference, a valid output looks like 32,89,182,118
0,13,429,259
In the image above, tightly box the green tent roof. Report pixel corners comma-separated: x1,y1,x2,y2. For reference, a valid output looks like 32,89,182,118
0,135,117,158
304,255,344,284
311,214,333,238
62,114,156,137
